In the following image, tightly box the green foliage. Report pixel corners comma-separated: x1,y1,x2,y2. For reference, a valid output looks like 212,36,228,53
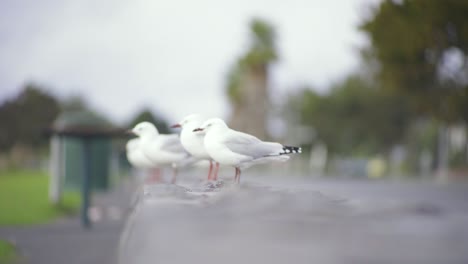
360,0,468,123
226,64,245,105
226,17,277,104
241,18,277,66
0,83,60,151
60,95,89,112
56,95,116,130
449,152,465,168
55,109,114,129
0,240,17,263
290,75,412,156
127,108,170,134
0,170,80,226
251,19,276,48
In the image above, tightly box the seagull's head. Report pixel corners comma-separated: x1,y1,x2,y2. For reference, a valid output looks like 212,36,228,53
193,118,228,133
131,122,158,137
171,114,203,129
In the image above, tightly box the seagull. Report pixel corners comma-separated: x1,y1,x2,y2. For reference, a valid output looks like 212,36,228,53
131,122,192,184
193,118,301,184
126,138,154,169
126,138,162,183
171,114,220,181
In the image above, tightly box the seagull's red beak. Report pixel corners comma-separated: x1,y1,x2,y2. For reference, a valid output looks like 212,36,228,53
193,128,204,132
170,123,181,128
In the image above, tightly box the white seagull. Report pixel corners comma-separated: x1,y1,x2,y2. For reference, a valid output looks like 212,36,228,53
194,118,301,183
171,114,220,181
131,122,192,184
126,138,163,183
126,138,154,169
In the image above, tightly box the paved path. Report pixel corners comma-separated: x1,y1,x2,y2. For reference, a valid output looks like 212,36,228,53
120,176,468,264
0,176,138,264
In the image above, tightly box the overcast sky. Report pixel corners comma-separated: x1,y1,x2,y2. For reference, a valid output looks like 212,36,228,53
0,0,379,124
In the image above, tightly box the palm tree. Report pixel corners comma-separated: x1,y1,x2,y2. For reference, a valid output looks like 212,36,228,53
227,18,277,139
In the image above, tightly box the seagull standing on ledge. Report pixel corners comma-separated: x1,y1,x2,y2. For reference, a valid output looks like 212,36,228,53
194,118,301,184
171,114,221,181
126,138,154,169
131,122,192,184
126,138,163,183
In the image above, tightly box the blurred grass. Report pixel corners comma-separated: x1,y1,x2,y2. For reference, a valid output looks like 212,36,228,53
0,170,80,226
0,240,16,263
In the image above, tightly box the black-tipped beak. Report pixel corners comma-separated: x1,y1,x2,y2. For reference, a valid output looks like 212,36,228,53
126,130,136,136
193,128,203,132
170,123,181,128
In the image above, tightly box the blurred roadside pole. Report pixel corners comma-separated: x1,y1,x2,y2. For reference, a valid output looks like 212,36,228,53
309,143,327,176
450,125,467,154
437,126,449,181
436,125,468,181
419,149,432,179
389,145,406,178
49,135,64,204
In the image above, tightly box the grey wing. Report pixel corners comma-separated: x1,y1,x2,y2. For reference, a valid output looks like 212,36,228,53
158,134,187,154
223,130,282,158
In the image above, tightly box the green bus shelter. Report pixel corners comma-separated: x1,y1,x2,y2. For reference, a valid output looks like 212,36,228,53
53,111,113,190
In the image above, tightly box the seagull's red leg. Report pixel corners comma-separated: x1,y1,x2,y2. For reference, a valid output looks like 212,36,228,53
146,168,161,184
213,162,220,181
154,168,162,182
207,160,213,181
234,167,240,184
171,167,178,184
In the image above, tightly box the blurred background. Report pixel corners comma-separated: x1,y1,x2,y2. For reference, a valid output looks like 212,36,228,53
1,0,467,179
1,0,468,263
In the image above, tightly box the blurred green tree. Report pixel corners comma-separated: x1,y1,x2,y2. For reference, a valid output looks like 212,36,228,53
57,95,114,127
289,75,412,156
60,95,88,112
0,83,60,151
360,0,468,123
0,100,16,151
127,108,170,134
